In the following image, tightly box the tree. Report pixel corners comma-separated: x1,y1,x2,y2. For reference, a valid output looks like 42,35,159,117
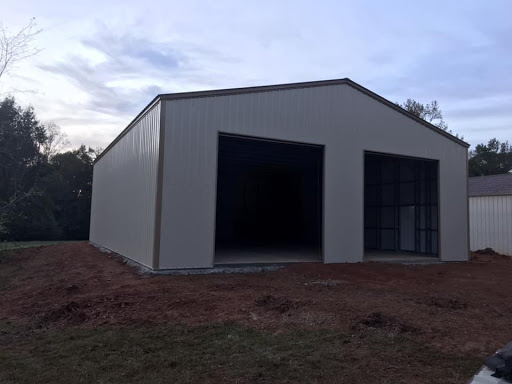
45,145,96,239
397,98,464,139
0,18,41,84
0,96,99,241
398,99,448,131
0,95,101,241
0,97,47,207
0,96,60,240
468,138,512,176
41,121,70,159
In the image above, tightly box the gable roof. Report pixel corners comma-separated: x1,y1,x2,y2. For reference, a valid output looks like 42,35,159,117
95,78,469,164
469,173,512,197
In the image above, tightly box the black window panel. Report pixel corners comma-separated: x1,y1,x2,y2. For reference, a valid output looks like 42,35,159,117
364,153,439,256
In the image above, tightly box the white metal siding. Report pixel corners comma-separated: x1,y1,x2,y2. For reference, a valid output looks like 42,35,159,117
90,102,161,268
159,84,468,268
470,195,512,255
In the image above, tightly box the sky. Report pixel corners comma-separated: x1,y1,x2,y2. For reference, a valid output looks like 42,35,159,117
1,0,511,150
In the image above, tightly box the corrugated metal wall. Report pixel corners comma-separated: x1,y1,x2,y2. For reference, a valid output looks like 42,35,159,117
470,195,512,255
158,84,469,268
90,102,161,268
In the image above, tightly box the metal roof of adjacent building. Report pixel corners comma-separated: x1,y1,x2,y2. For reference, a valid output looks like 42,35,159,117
469,173,512,197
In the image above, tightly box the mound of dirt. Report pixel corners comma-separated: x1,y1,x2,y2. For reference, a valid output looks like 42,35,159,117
35,301,88,327
352,312,417,334
470,250,510,262
419,296,468,310
474,248,499,255
255,295,301,313
304,279,345,287
65,284,79,293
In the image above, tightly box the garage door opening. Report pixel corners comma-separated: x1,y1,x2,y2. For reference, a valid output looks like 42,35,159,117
364,152,439,260
215,134,323,264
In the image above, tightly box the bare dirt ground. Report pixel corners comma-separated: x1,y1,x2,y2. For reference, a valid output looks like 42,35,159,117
1,242,511,359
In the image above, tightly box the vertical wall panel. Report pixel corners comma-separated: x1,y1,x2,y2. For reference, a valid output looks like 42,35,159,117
470,196,512,255
159,84,468,269
90,102,161,268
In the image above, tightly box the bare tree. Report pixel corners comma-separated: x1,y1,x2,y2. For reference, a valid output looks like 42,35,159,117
42,122,70,159
397,98,463,139
91,147,104,161
0,18,42,83
398,99,448,131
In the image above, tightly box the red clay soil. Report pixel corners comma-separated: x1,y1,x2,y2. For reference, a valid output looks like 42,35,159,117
1,242,512,357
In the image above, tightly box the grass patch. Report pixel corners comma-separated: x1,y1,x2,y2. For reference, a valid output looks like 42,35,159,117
0,241,79,252
0,323,480,384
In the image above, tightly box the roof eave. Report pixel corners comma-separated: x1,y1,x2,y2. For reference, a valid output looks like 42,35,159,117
93,95,162,164
343,80,470,148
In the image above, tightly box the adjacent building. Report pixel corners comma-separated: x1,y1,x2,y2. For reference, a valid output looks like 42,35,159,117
469,173,512,255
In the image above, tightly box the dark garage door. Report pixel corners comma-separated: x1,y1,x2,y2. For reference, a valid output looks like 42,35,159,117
215,134,323,261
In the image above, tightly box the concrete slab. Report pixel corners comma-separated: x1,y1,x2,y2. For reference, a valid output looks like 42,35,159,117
152,265,285,275
215,248,322,265
93,243,286,275
364,250,441,264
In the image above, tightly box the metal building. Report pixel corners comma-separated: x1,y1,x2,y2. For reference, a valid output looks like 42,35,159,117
469,173,512,255
90,79,470,269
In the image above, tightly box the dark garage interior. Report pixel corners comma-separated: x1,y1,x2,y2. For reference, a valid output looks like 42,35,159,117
215,134,323,264
364,152,439,258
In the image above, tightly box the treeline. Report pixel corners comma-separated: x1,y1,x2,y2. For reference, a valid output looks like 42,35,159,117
468,138,512,177
0,97,99,241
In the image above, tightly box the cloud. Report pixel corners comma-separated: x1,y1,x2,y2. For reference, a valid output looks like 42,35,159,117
37,20,243,122
5,0,512,150
81,22,184,73
38,24,183,116
30,18,243,149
